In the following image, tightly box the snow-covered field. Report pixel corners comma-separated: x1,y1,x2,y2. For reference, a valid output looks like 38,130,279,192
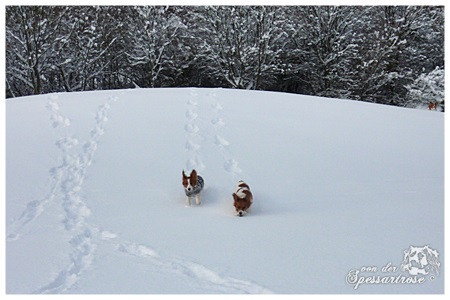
5,88,444,294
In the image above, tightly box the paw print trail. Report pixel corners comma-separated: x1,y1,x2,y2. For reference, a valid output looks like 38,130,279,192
47,95,71,128
6,94,72,241
32,95,116,294
208,90,244,184
115,239,272,294
10,89,273,294
184,88,205,172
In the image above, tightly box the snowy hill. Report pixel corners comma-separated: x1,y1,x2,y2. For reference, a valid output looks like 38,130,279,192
5,88,444,294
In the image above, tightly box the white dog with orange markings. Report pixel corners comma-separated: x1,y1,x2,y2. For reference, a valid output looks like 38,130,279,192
232,180,253,217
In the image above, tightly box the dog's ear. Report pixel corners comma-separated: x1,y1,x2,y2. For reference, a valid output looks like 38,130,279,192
190,169,197,185
232,193,238,201
190,169,197,181
182,170,186,179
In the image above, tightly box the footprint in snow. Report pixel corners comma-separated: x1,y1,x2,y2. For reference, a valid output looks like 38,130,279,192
118,242,159,258
187,98,198,106
189,89,199,97
224,159,242,174
185,109,198,121
47,100,71,128
55,137,79,151
211,117,225,127
100,231,117,240
184,123,199,134
215,135,230,147
186,158,205,172
211,102,223,111
185,140,201,151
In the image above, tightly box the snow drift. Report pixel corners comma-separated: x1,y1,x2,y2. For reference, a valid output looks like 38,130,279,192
5,88,444,294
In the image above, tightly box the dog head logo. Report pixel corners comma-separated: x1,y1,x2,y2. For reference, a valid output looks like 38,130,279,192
400,245,440,276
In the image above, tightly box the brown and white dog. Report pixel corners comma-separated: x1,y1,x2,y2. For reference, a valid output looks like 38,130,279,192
182,169,204,206
428,102,438,110
232,180,253,217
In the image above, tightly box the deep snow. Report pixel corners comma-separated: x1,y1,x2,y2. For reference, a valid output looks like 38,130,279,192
5,88,444,294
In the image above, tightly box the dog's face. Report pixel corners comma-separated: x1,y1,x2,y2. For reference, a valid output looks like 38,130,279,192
182,170,198,192
233,193,251,217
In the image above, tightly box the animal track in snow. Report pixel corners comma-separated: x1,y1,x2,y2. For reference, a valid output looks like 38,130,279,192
96,103,110,121
189,89,199,97
211,117,225,127
100,230,117,241
33,98,113,294
176,260,272,294
118,242,159,258
184,123,199,134
185,140,201,151
215,135,230,147
184,89,245,183
6,98,76,241
208,91,245,182
115,237,272,294
185,109,198,121
6,200,47,241
35,228,96,294
47,95,71,128
186,157,206,172
187,99,198,106
184,88,205,172
211,102,223,111
224,159,242,174
56,137,79,151
11,90,271,294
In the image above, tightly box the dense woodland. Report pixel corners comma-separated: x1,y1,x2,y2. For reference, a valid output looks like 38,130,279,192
5,6,444,108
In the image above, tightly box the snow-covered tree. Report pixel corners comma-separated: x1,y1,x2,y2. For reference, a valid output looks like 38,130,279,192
6,6,130,95
190,6,287,90
354,6,444,105
5,5,444,108
6,6,69,96
284,6,364,98
126,6,186,88
405,67,444,110
58,6,126,92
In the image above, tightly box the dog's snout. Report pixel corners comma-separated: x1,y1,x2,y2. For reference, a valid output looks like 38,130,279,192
238,211,243,217
187,187,192,191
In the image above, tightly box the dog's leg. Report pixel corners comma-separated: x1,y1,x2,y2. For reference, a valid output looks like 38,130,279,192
186,196,191,206
195,194,201,205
